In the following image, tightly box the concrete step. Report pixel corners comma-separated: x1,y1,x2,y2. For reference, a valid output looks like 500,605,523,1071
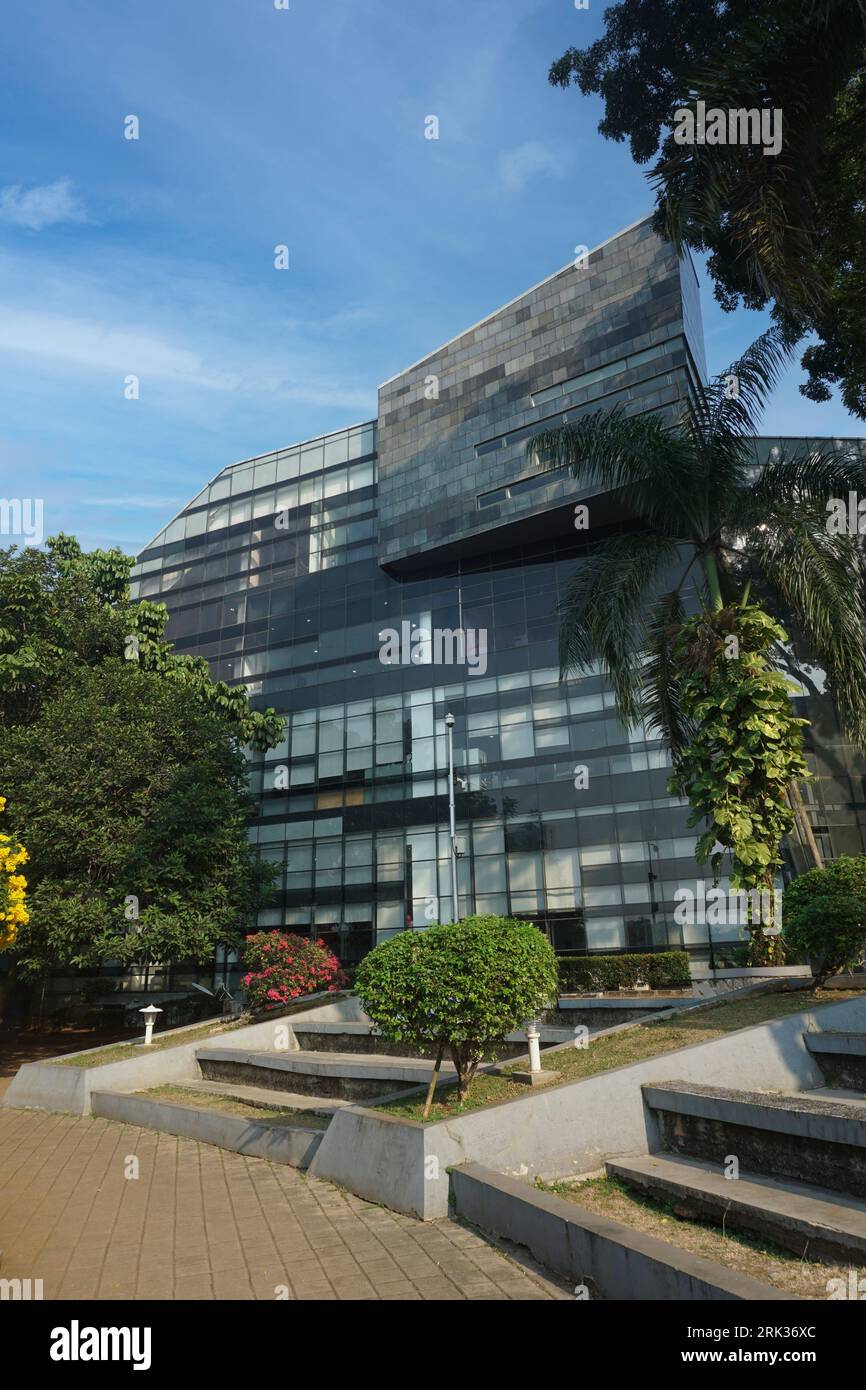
643,1081,866,1198
289,1020,567,1058
196,1046,455,1101
607,1153,866,1264
806,1087,866,1109
170,1079,350,1116
804,1031,866,1092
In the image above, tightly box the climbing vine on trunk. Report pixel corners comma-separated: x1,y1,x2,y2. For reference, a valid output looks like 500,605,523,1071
668,605,810,966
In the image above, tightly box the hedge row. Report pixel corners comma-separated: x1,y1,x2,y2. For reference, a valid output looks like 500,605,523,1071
558,951,692,993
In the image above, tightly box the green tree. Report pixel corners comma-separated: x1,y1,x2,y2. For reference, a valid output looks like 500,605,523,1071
0,534,284,1018
783,855,866,985
355,915,559,1113
528,331,866,960
2,661,275,1001
0,535,283,749
549,0,866,417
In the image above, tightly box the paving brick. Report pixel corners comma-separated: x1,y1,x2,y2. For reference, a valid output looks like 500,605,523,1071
0,1109,565,1302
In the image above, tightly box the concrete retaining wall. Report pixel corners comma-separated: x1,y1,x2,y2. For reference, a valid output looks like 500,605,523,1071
3,1037,202,1115
91,1091,324,1167
307,1106,428,1210
551,999,692,1028
311,993,866,1218
690,967,812,981
690,965,812,998
2,991,359,1115
450,1164,798,1301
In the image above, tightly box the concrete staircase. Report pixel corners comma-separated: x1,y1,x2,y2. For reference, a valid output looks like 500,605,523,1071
90,1024,458,1170
189,1015,572,1109
89,1015,564,1168
196,1044,456,1102
605,1028,866,1264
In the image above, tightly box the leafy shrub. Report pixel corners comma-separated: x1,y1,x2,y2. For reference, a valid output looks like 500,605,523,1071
783,857,866,986
354,915,558,1101
558,951,691,993
241,931,347,1012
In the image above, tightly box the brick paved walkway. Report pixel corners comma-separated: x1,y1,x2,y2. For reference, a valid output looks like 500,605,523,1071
0,1109,569,1301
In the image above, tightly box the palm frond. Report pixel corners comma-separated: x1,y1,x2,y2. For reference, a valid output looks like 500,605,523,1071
748,496,866,745
527,406,701,533
640,588,692,756
558,530,684,726
745,439,866,515
691,326,794,450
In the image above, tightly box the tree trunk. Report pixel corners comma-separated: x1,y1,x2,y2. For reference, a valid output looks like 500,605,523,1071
745,871,786,967
703,552,725,611
452,1045,478,1102
0,957,19,1028
810,957,832,989
422,1043,444,1120
788,779,823,871
746,925,786,967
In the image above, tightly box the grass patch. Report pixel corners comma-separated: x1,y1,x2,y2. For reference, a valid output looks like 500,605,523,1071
537,1173,859,1298
51,1016,255,1067
138,1084,329,1128
377,988,861,1124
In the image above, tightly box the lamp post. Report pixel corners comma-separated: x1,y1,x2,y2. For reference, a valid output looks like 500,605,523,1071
445,712,459,924
526,1020,542,1074
647,839,673,949
139,1004,163,1046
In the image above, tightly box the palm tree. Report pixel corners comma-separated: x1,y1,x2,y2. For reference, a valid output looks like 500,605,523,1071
527,328,866,877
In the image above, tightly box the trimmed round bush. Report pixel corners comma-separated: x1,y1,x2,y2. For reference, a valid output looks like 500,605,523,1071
242,931,347,1012
782,855,866,986
354,914,559,1100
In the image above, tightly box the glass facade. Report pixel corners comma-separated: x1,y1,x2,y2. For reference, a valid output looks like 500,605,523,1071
131,227,866,971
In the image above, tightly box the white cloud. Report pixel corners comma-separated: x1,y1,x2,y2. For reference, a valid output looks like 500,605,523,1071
0,303,374,414
499,141,565,193
0,177,87,231
0,307,205,380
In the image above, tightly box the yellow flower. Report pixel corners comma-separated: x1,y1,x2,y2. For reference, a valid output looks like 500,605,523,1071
0,795,27,952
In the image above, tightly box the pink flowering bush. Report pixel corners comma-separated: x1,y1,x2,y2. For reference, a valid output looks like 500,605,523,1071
241,931,347,1012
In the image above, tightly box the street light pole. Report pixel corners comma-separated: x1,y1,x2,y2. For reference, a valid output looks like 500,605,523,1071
445,712,459,924
647,840,671,949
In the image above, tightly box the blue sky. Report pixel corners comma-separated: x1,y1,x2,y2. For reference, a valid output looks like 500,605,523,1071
0,0,861,555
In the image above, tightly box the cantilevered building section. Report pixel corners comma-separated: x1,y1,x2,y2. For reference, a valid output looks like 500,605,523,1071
131,218,866,977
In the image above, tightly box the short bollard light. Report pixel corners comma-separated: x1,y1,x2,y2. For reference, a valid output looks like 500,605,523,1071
526,1021,542,1074
504,1018,560,1088
140,1004,163,1046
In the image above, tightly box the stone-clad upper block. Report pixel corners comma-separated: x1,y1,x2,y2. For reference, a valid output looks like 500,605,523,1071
376,218,703,569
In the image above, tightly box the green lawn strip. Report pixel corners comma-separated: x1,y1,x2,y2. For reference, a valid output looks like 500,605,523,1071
136,1084,329,1128
377,989,861,1124
536,1174,857,1298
